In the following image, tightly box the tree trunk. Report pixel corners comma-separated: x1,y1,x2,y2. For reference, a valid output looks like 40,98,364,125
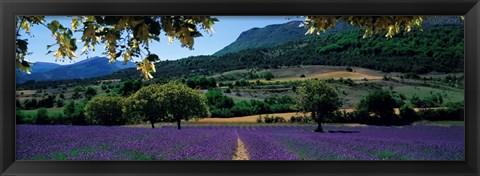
176,118,181,130
313,112,324,132
315,122,324,132
150,120,155,129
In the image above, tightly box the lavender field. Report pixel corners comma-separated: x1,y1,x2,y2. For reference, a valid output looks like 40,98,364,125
16,124,464,160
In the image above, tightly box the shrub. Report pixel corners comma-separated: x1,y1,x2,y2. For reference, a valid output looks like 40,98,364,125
262,72,275,81
206,89,235,109
230,101,254,117
16,110,24,124
38,95,55,108
23,99,38,110
289,115,304,123
264,115,274,123
49,113,69,125
64,101,87,126
71,92,82,99
417,105,464,121
35,108,49,125
345,66,353,72
210,108,233,117
55,99,64,107
264,116,285,123
274,116,286,123
70,102,87,125
85,87,97,100
17,111,35,124
257,115,262,123
399,103,418,124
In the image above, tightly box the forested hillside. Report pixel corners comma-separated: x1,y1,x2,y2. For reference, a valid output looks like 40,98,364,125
100,21,463,81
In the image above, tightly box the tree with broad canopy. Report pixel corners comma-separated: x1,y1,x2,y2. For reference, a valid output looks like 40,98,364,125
123,84,168,129
296,79,342,132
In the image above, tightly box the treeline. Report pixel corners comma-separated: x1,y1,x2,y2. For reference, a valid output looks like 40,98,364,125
205,88,295,117
17,81,209,129
17,79,464,127
264,89,464,125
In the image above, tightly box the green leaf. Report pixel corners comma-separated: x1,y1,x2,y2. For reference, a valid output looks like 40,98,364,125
47,20,61,33
146,54,160,62
104,16,121,26
148,21,161,36
16,39,28,52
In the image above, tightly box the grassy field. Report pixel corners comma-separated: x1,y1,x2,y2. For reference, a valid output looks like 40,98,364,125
392,85,464,103
20,107,64,116
413,120,465,126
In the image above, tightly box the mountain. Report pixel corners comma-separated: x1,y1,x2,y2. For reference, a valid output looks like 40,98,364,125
30,62,62,72
213,20,355,56
16,57,136,83
213,17,462,56
213,21,308,56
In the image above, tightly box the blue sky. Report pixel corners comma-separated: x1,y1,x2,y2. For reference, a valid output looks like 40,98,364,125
21,16,300,65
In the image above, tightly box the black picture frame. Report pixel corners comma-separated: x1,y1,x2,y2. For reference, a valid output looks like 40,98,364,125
1,0,479,175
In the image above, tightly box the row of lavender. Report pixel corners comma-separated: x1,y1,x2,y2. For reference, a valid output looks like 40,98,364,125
237,125,464,160
17,125,237,160
16,125,464,160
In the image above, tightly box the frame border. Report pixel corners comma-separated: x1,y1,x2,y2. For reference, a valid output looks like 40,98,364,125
1,0,479,175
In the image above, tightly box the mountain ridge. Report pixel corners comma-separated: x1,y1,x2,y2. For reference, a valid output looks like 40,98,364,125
16,57,136,83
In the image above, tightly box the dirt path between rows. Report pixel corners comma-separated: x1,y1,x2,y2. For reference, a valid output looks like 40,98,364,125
232,131,249,160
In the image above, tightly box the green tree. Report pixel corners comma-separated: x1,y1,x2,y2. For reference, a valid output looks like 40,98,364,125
84,87,97,99
16,99,23,110
73,103,87,125
71,92,82,99
55,99,64,107
205,88,235,109
23,99,38,110
262,72,275,81
85,95,126,126
296,80,341,132
120,81,134,96
161,81,209,130
357,89,398,124
64,101,76,118
124,84,167,128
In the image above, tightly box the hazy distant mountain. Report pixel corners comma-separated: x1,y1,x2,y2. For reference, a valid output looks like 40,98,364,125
16,57,136,83
30,62,62,73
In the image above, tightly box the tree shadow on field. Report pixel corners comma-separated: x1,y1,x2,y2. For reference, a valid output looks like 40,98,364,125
326,130,360,133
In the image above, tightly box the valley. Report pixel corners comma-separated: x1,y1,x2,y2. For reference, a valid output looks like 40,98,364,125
14,16,465,161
